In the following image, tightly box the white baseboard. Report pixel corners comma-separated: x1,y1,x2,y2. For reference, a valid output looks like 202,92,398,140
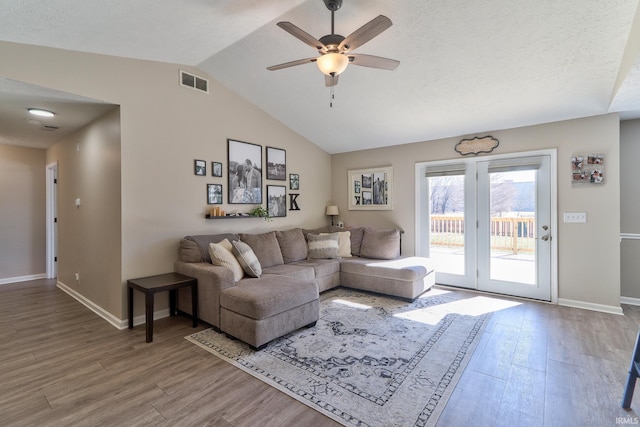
56,281,170,330
558,298,624,315
0,273,46,286
621,296,640,307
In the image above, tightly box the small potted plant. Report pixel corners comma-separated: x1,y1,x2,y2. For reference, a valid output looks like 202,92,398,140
249,205,271,221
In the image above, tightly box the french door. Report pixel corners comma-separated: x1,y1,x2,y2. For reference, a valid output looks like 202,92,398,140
417,152,555,301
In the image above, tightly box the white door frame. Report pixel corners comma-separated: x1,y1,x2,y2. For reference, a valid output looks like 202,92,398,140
46,161,58,279
415,149,558,303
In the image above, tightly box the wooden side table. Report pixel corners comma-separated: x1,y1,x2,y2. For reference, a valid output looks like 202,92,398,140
128,272,198,343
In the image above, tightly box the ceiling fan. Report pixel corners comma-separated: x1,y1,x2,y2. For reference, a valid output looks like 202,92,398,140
266,0,399,87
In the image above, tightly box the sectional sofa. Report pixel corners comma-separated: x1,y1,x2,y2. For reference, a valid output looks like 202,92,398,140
175,226,434,349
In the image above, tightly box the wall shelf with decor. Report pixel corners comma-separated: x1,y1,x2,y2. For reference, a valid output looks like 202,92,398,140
205,214,261,220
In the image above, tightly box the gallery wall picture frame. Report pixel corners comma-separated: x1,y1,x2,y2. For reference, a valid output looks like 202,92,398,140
267,185,287,217
266,146,286,180
212,161,223,177
348,166,393,210
228,139,262,204
207,184,223,204
289,173,299,190
571,153,604,185
194,159,206,176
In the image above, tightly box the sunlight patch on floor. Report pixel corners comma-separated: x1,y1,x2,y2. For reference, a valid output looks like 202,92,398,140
333,299,372,310
394,295,522,325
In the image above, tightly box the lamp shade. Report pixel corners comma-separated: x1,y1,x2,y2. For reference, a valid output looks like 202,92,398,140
316,53,349,76
325,205,339,216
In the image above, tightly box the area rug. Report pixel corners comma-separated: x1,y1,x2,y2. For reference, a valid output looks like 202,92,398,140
186,288,490,427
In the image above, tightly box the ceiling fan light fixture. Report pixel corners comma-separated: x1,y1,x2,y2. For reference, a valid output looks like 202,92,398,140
28,108,55,118
316,53,349,76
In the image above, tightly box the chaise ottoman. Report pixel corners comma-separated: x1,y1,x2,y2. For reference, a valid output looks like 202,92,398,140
219,275,319,350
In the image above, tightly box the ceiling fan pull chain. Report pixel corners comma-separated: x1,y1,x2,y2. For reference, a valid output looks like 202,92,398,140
330,85,335,108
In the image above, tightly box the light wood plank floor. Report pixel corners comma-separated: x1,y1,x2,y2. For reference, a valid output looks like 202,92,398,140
1,279,639,426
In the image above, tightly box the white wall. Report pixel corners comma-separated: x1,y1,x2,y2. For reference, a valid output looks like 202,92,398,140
332,114,621,312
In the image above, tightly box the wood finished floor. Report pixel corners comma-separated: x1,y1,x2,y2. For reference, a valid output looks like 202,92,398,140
1,279,639,426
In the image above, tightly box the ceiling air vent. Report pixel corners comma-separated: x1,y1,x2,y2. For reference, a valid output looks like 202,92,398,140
180,70,209,94
41,125,59,131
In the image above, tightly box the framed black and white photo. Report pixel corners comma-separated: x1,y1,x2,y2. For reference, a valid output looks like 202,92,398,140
194,159,206,176
212,161,223,177
207,184,222,204
267,185,286,217
266,147,286,180
348,166,393,210
227,139,262,204
289,173,299,190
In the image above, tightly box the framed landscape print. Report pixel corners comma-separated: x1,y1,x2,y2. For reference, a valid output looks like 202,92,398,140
348,166,393,210
207,184,222,204
266,147,286,180
267,185,286,217
228,139,262,204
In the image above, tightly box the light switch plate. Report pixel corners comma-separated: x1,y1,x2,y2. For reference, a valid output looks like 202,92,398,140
564,212,587,223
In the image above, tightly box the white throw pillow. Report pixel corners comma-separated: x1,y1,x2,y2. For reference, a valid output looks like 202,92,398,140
231,240,262,278
208,240,244,282
321,231,351,257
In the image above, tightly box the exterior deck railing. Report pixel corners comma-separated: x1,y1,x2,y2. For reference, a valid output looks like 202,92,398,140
430,215,536,254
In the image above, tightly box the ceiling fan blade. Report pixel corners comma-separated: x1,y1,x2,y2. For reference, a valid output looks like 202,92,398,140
267,57,317,71
338,15,392,53
277,22,327,52
348,54,399,70
325,74,339,87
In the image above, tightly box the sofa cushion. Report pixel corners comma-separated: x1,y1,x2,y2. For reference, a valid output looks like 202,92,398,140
262,264,315,281
321,231,351,257
291,258,341,278
360,228,400,259
182,234,240,263
221,276,318,320
209,240,244,282
307,233,340,259
340,256,433,280
238,232,284,268
231,240,262,278
275,228,308,263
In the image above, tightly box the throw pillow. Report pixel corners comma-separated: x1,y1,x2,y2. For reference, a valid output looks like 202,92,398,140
208,240,244,282
321,231,351,257
307,233,340,259
231,240,262,278
237,232,284,268
276,228,308,263
359,228,401,260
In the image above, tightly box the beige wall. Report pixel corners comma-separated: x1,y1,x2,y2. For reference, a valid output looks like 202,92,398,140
0,144,46,282
332,114,621,310
46,108,122,316
620,119,640,299
0,41,331,320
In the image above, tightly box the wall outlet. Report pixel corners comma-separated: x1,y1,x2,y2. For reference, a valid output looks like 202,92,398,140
75,272,80,281
564,212,587,223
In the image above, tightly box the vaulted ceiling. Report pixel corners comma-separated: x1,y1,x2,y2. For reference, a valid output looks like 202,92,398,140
1,0,639,153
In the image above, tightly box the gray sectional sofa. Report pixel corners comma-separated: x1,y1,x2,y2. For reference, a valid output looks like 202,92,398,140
175,226,434,349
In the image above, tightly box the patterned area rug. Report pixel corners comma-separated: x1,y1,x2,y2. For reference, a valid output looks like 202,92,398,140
186,288,490,427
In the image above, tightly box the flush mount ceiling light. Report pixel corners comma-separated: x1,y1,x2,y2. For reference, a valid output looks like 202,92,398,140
28,108,55,118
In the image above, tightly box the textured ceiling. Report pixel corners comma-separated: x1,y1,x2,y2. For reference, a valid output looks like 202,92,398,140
1,0,639,153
